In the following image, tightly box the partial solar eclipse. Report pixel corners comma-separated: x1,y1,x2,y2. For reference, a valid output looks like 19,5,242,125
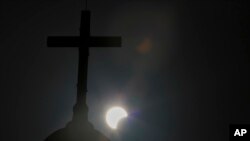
106,106,128,129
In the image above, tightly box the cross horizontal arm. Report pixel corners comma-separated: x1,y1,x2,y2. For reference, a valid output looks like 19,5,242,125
47,36,80,47
89,36,121,47
47,36,121,47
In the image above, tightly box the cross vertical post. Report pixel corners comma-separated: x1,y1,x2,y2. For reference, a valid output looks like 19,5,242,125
76,11,90,116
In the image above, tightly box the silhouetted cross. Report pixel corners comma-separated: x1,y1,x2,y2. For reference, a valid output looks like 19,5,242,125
47,10,121,119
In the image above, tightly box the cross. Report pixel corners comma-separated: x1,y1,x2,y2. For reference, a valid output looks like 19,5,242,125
47,10,122,121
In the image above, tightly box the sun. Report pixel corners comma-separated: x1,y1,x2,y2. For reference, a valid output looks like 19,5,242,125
106,106,128,129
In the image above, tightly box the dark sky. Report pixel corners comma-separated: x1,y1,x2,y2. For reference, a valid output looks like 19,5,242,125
0,0,249,141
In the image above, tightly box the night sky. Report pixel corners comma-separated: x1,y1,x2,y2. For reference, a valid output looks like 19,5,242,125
1,0,249,141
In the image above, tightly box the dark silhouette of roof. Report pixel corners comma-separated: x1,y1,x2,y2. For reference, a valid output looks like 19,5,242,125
45,120,110,141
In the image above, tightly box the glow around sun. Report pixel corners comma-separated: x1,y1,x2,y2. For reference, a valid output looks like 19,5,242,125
106,106,128,129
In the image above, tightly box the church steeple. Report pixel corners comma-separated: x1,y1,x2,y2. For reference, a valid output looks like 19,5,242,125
45,4,121,141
